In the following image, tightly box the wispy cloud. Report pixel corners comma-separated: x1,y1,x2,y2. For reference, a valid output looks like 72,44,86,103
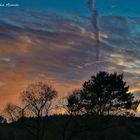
0,8,139,109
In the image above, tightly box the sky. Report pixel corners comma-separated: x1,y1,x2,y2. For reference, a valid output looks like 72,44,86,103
0,0,140,112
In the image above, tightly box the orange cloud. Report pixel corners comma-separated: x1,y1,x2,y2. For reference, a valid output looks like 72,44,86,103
0,67,82,113
129,87,140,93
0,68,36,111
17,36,32,54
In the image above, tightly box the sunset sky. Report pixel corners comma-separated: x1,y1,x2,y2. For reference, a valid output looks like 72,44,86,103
0,0,140,112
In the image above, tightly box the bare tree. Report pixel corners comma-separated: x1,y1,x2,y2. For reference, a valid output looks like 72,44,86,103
3,103,22,122
21,81,57,117
20,81,57,140
0,116,6,123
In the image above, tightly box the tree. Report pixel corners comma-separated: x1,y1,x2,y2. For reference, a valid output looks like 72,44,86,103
21,81,57,117
66,90,83,115
81,71,138,116
3,103,23,122
0,116,6,123
20,81,57,140
67,72,139,116
63,90,87,140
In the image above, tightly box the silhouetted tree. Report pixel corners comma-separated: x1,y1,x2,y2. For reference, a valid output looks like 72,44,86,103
21,81,57,117
64,72,139,140
62,90,81,140
66,90,83,115
20,81,57,140
67,72,139,116
81,71,138,116
63,90,88,140
0,116,6,123
3,103,23,122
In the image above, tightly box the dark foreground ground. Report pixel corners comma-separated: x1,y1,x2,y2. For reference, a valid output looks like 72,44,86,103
0,115,140,140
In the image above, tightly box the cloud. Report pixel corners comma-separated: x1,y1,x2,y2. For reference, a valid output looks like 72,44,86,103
0,9,139,110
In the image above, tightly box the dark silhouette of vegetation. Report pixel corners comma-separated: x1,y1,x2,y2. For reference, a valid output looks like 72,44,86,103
1,72,140,140
67,72,139,116
3,81,57,140
21,81,57,140
0,116,6,124
63,72,139,140
21,81,57,117
62,89,87,140
4,103,24,122
8,131,15,140
66,90,83,115
0,115,140,140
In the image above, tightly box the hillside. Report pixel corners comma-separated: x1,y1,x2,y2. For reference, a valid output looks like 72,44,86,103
0,115,140,140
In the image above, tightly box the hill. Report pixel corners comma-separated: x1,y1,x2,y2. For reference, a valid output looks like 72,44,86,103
0,115,140,140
